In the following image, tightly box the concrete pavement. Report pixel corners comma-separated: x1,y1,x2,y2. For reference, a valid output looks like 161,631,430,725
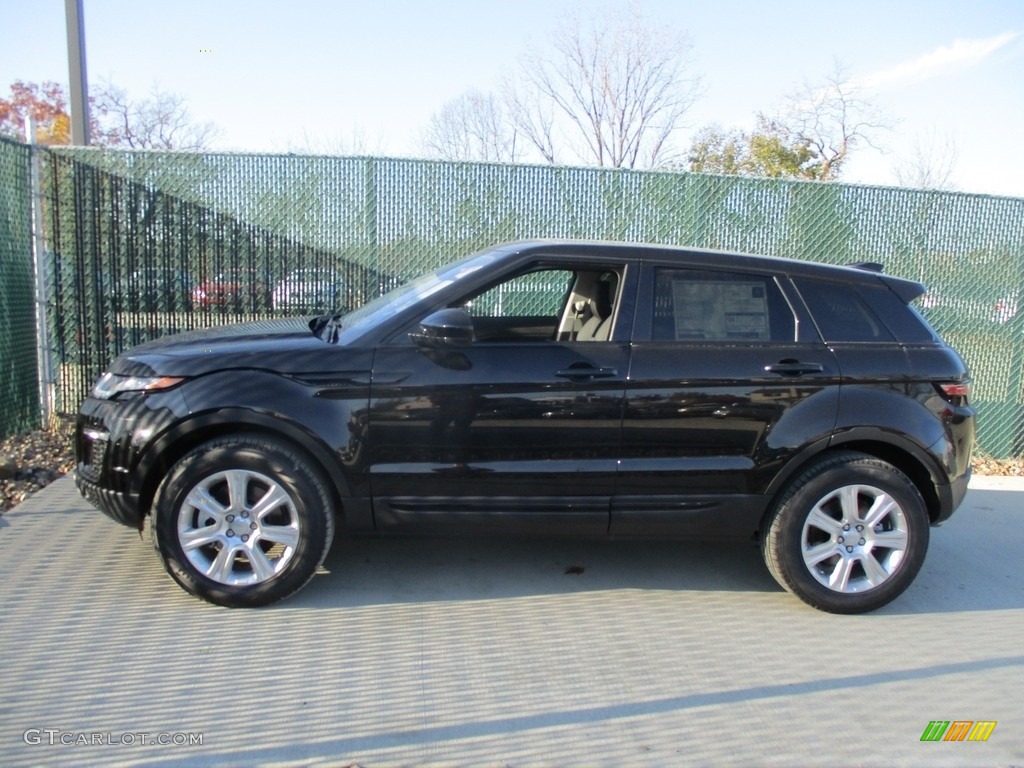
0,475,1022,767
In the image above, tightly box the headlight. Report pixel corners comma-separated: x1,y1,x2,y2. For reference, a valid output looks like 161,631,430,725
92,372,186,400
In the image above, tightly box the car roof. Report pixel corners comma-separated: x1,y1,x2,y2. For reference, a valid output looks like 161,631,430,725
493,239,925,302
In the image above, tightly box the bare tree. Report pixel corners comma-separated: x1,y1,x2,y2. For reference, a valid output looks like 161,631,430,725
509,5,702,168
282,125,389,156
893,130,960,190
91,80,219,150
421,90,522,162
779,63,890,181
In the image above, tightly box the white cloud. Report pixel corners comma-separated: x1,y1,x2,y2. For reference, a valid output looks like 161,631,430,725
858,31,1021,92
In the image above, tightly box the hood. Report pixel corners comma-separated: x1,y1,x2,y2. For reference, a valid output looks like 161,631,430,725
109,317,373,377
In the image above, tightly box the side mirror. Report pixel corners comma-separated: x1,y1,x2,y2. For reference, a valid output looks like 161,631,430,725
410,308,474,349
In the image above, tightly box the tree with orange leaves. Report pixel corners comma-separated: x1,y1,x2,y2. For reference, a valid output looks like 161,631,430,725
0,80,71,145
1,79,218,149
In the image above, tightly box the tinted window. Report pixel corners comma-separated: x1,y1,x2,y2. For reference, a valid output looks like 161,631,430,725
652,269,795,342
795,278,894,342
859,283,938,343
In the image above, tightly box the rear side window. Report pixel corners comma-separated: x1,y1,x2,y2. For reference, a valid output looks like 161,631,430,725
858,283,938,343
652,268,795,342
795,278,894,342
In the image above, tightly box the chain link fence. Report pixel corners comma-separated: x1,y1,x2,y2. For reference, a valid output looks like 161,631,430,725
0,138,39,439
2,141,1024,455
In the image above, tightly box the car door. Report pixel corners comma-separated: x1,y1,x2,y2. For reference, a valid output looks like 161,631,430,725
368,260,636,535
612,262,841,538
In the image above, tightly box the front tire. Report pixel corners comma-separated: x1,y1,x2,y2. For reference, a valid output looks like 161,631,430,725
151,436,334,607
762,452,929,614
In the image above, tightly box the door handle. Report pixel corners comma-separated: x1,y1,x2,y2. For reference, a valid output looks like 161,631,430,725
555,366,617,381
765,360,824,376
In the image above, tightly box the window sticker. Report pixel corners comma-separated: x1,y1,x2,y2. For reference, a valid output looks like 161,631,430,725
671,280,769,340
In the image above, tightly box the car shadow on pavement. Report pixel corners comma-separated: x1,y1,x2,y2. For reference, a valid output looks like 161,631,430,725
285,534,782,610
280,485,1024,614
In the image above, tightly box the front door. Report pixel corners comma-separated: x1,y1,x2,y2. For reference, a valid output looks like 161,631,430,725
368,263,634,535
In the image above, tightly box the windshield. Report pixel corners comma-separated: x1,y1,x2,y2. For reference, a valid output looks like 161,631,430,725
310,249,502,343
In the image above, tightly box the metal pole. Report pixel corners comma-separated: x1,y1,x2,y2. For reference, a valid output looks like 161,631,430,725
25,116,56,424
65,0,90,145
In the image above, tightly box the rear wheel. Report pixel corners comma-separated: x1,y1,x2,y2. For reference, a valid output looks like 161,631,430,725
151,435,334,607
762,452,929,614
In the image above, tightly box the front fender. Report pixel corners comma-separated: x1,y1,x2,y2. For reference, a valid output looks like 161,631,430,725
132,369,370,510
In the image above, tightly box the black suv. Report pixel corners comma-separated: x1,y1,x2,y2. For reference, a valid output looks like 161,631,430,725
76,240,975,612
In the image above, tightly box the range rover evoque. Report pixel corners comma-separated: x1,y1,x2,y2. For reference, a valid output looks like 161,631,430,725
76,240,976,612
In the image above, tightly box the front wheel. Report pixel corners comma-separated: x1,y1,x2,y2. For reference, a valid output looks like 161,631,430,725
151,436,335,607
762,452,930,614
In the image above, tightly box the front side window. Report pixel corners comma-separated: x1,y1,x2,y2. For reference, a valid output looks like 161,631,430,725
454,266,623,343
463,270,573,320
651,268,795,342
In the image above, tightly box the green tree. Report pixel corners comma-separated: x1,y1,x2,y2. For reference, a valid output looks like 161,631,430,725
687,64,887,181
687,116,816,179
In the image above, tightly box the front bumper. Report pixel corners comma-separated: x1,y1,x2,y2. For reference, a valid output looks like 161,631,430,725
74,390,185,530
75,469,143,528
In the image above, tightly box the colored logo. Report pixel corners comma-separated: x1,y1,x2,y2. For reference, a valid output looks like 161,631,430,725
920,721,997,742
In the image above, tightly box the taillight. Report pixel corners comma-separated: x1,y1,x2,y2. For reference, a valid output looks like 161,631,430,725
937,381,970,406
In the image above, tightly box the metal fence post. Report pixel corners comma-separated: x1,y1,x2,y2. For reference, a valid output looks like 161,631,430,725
26,118,55,424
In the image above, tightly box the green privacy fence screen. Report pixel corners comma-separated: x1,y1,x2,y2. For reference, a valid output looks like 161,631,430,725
0,139,39,439
2,139,1024,455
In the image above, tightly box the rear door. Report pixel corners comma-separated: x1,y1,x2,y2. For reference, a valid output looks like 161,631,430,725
613,262,841,538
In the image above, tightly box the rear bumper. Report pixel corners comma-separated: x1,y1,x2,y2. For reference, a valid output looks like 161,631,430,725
934,466,971,525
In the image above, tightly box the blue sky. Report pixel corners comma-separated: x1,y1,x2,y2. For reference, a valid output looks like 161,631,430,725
3,0,1023,197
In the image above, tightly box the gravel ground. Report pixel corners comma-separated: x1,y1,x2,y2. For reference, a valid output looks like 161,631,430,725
0,419,1021,513
0,418,76,513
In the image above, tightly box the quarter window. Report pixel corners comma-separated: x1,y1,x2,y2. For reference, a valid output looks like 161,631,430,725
794,278,895,342
652,269,795,342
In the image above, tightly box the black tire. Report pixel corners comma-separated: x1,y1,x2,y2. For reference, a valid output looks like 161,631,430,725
762,451,929,614
151,435,335,607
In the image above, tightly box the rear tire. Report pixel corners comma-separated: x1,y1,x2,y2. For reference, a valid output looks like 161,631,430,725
762,451,929,614
151,435,334,607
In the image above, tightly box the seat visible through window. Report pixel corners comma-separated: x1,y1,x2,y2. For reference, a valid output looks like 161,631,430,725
576,273,618,341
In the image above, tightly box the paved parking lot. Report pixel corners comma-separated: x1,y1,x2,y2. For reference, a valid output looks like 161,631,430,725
1,475,1022,767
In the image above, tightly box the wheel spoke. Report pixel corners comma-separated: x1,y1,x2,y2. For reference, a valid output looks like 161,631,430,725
247,546,276,581
872,529,908,551
184,487,225,521
207,543,238,583
861,553,890,587
862,493,898,528
806,506,844,536
828,555,856,591
180,525,220,551
251,484,291,521
225,470,250,513
804,541,839,567
259,523,299,549
837,485,861,523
